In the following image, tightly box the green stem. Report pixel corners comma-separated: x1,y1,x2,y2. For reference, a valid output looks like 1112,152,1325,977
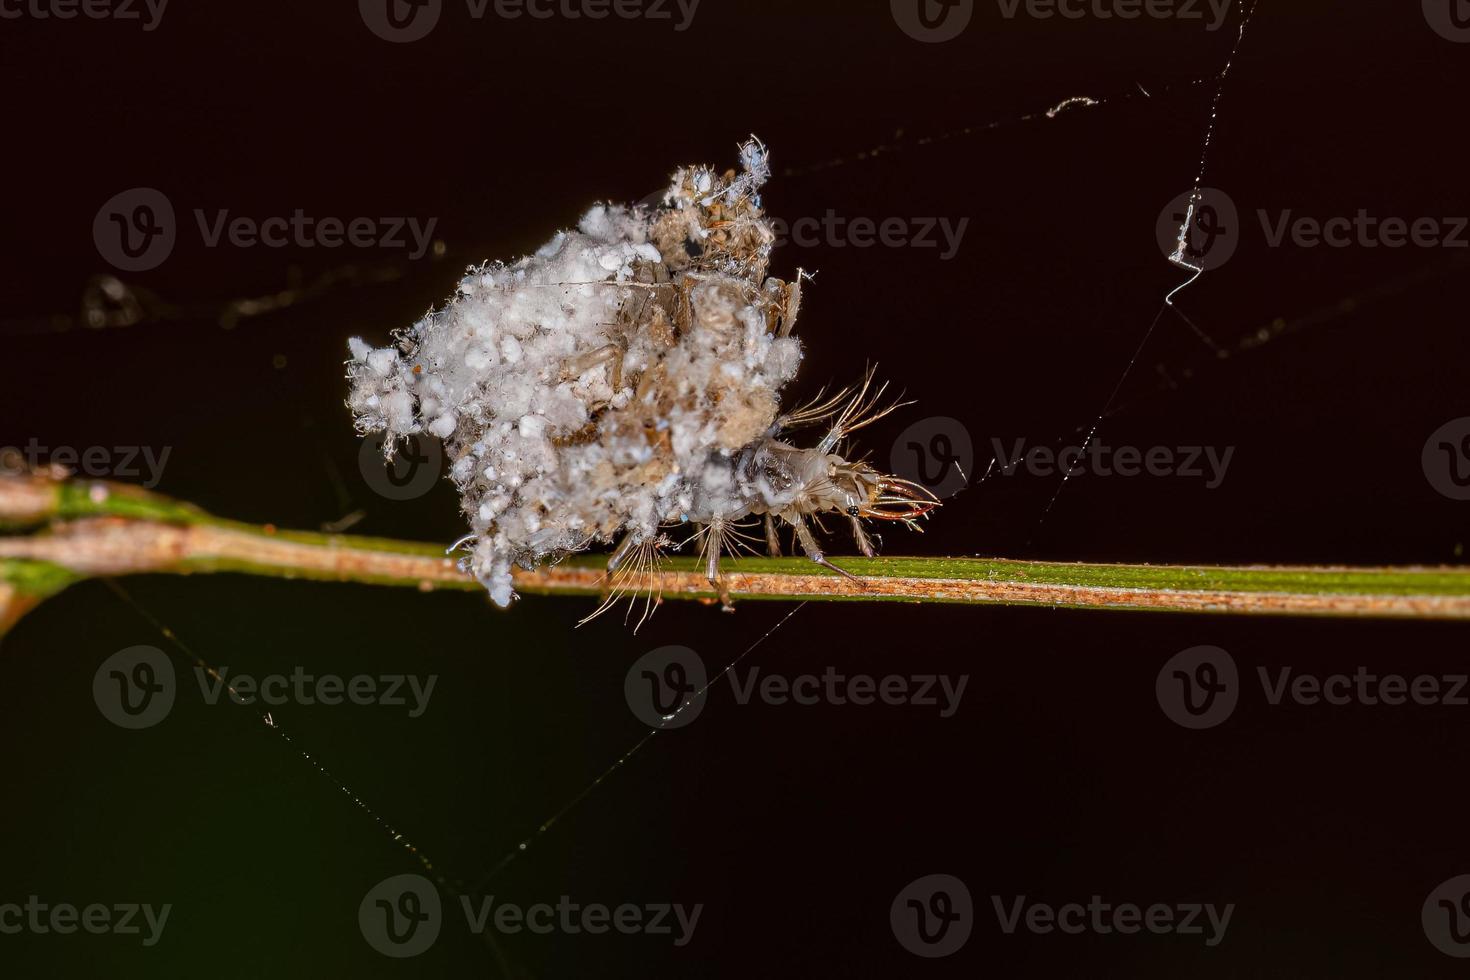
2,472,1469,635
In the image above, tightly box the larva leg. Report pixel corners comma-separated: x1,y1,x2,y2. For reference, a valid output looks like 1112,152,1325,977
584,533,664,630
793,518,859,582
850,516,877,558
699,521,736,612
763,514,782,558
606,531,639,573
561,344,625,390
779,271,802,338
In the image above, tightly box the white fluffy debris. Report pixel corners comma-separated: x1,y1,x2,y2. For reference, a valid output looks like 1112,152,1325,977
348,140,803,607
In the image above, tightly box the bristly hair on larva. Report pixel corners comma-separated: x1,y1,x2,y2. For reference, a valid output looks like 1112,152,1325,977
347,138,938,625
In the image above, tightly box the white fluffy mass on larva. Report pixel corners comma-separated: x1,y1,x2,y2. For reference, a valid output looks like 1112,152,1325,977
347,140,803,607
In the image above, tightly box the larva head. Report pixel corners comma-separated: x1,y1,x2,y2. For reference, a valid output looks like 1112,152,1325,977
822,456,940,524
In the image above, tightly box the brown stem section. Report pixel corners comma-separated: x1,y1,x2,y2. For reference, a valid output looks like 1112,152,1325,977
3,472,1470,623
1,518,467,587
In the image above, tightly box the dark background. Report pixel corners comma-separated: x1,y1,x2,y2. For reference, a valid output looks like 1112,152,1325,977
3,0,1469,975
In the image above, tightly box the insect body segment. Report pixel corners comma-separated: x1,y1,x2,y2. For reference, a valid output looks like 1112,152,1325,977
678,387,941,604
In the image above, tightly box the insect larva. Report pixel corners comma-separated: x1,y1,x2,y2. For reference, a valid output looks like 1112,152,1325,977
347,138,938,621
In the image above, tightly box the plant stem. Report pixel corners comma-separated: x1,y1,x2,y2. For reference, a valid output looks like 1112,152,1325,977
2,472,1470,633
